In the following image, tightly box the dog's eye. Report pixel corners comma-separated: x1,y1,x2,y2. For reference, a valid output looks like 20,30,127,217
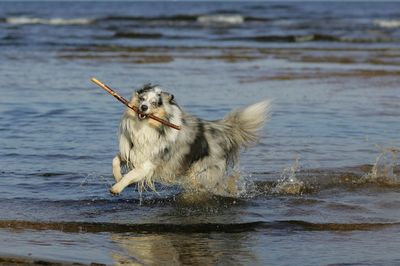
151,101,157,107
139,96,145,101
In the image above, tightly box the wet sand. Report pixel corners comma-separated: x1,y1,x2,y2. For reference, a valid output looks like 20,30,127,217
0,257,87,266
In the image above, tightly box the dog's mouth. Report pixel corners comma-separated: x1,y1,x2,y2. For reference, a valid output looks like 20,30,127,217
138,113,148,120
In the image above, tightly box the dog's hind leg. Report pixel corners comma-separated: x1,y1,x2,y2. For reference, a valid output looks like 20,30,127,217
110,161,155,195
112,155,123,182
194,165,238,196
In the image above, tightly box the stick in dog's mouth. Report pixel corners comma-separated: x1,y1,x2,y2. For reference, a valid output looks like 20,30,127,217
91,77,181,130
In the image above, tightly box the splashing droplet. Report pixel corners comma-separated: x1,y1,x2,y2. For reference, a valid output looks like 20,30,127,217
275,158,305,195
363,146,400,184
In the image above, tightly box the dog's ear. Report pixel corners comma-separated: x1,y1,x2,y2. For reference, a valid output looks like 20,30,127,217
136,83,153,95
155,87,162,95
167,93,175,104
161,92,175,104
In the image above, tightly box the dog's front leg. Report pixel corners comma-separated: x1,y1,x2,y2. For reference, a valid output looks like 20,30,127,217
112,155,123,182
110,161,155,195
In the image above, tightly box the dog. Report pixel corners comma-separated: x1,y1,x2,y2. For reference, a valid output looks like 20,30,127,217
110,84,270,196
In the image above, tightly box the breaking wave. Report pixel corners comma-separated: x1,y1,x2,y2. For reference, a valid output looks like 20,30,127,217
197,14,244,25
95,14,262,26
97,14,249,24
97,14,198,22
374,19,400,28
4,16,93,25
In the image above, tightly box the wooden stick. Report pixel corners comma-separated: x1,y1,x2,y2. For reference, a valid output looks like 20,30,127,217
91,77,181,130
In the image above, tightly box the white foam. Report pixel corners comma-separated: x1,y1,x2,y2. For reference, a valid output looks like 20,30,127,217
373,19,400,28
6,16,93,25
197,15,244,25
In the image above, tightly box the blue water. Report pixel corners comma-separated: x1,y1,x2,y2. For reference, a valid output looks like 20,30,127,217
1,1,400,265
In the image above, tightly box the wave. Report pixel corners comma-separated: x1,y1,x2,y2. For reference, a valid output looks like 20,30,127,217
97,14,263,25
0,219,399,233
4,16,93,25
222,34,399,43
0,14,278,28
97,14,198,22
374,19,400,28
197,15,244,25
113,31,163,39
221,34,334,43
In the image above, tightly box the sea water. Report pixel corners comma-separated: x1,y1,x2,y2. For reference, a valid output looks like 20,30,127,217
1,1,400,265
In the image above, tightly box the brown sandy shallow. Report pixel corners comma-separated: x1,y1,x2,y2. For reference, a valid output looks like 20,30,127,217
58,45,400,66
0,254,104,266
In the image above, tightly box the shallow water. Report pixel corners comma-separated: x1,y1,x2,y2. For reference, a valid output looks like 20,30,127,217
1,1,400,265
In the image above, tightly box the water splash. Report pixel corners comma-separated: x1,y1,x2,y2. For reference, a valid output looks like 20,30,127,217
363,146,400,184
274,158,305,195
80,172,112,188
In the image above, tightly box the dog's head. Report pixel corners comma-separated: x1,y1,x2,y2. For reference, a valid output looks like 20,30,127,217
130,84,177,124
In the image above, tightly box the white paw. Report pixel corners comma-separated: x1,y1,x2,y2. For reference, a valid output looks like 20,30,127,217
110,184,122,195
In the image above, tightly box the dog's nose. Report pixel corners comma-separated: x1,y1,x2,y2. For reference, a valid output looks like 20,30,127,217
140,105,148,112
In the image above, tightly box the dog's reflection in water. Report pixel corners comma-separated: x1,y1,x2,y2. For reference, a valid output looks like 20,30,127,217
111,231,257,265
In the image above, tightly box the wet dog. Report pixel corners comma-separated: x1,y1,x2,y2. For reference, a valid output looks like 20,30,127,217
110,84,270,196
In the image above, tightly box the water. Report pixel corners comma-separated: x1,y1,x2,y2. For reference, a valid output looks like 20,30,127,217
1,1,400,265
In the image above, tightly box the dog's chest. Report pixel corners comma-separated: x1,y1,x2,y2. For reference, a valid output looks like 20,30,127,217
124,125,169,164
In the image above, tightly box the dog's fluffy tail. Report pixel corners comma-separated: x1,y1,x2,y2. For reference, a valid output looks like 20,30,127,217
222,100,271,147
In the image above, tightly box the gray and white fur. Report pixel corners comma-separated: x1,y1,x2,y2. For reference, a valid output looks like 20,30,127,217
110,84,271,196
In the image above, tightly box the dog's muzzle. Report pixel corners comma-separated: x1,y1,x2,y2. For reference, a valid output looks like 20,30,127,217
138,104,148,120
138,113,147,120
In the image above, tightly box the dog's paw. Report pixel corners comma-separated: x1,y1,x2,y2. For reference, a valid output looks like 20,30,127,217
109,185,121,196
